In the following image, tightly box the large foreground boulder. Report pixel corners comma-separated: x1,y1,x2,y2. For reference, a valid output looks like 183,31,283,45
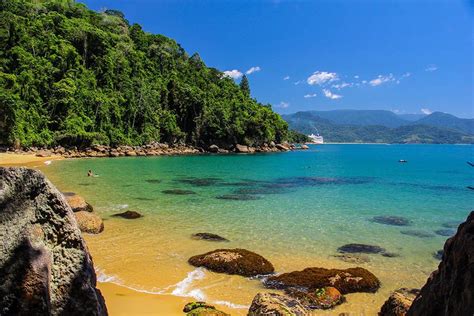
188,248,274,277
248,292,309,316
407,211,474,316
0,167,107,315
264,267,380,294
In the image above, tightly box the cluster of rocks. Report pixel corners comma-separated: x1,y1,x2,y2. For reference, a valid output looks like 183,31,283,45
183,301,229,316
5,141,309,159
64,192,105,234
0,167,107,315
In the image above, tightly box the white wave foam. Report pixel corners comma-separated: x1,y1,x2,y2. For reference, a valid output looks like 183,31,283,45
212,300,249,309
171,268,206,300
96,268,121,283
44,160,52,165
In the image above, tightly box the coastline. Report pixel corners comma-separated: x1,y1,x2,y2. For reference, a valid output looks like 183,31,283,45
0,153,63,167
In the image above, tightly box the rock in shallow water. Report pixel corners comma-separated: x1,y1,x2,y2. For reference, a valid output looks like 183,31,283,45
434,229,456,237
74,211,105,234
112,210,143,219
216,194,260,201
379,288,420,316
248,292,309,316
337,243,386,254
0,167,107,315
65,193,93,212
188,248,274,277
285,286,344,310
400,230,435,238
191,233,229,242
333,253,371,264
264,267,380,294
371,216,411,226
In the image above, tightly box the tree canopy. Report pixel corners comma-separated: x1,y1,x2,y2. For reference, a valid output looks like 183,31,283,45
0,0,289,148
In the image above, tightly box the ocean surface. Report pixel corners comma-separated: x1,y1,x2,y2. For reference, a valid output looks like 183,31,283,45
42,144,473,315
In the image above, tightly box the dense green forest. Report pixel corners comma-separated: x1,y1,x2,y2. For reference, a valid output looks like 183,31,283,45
0,0,291,148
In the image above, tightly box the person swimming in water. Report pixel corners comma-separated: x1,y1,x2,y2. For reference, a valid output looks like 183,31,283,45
87,170,93,177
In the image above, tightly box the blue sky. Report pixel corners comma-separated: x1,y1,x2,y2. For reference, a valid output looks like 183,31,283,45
81,0,473,118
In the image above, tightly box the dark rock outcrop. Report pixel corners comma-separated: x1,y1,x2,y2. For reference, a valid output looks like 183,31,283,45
264,267,380,294
111,210,143,219
191,233,229,242
188,248,274,277
248,292,309,316
337,243,385,254
407,211,474,316
379,288,419,316
0,167,107,315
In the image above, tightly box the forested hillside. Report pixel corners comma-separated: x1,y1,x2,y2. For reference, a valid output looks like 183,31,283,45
0,0,289,148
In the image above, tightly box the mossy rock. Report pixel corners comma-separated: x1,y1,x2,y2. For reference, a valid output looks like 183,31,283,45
188,248,274,277
248,292,309,316
264,267,380,294
183,302,229,316
286,286,344,309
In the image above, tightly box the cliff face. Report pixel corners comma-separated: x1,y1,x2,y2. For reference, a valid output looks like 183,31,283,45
0,167,107,315
407,211,474,316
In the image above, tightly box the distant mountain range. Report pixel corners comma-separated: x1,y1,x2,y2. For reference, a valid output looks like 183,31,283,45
282,110,474,144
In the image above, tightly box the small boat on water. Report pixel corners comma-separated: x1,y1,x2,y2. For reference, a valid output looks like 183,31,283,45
399,159,408,163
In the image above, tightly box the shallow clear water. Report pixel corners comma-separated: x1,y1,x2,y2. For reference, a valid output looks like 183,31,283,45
42,144,473,314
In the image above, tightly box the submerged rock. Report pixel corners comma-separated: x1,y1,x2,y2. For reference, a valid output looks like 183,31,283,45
176,177,221,187
407,211,474,315
337,243,386,254
441,221,461,229
0,167,107,315
112,210,143,219
248,292,309,316
145,179,161,184
264,267,380,294
434,229,456,237
286,287,344,310
74,211,105,234
333,253,370,264
191,233,229,242
183,301,229,316
400,230,435,238
216,194,260,201
371,216,411,226
379,288,420,316
188,248,274,277
162,189,196,195
64,193,93,212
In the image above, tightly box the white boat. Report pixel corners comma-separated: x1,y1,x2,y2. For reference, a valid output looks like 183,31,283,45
308,133,324,144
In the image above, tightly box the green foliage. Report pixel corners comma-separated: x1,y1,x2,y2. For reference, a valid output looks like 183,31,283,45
0,0,288,148
286,130,310,143
239,74,250,97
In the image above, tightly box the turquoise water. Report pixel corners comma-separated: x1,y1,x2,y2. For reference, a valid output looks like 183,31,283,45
42,144,473,313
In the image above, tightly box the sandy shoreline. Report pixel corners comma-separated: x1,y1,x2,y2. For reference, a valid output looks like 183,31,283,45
0,153,63,167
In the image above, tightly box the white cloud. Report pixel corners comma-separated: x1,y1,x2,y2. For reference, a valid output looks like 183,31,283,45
307,71,339,85
304,93,317,98
278,101,290,108
354,75,359,79
223,69,243,79
293,80,302,85
246,66,261,75
391,109,401,114
283,75,290,80
402,72,411,78
421,108,432,115
322,89,342,100
369,74,395,86
425,64,438,72
332,82,353,90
